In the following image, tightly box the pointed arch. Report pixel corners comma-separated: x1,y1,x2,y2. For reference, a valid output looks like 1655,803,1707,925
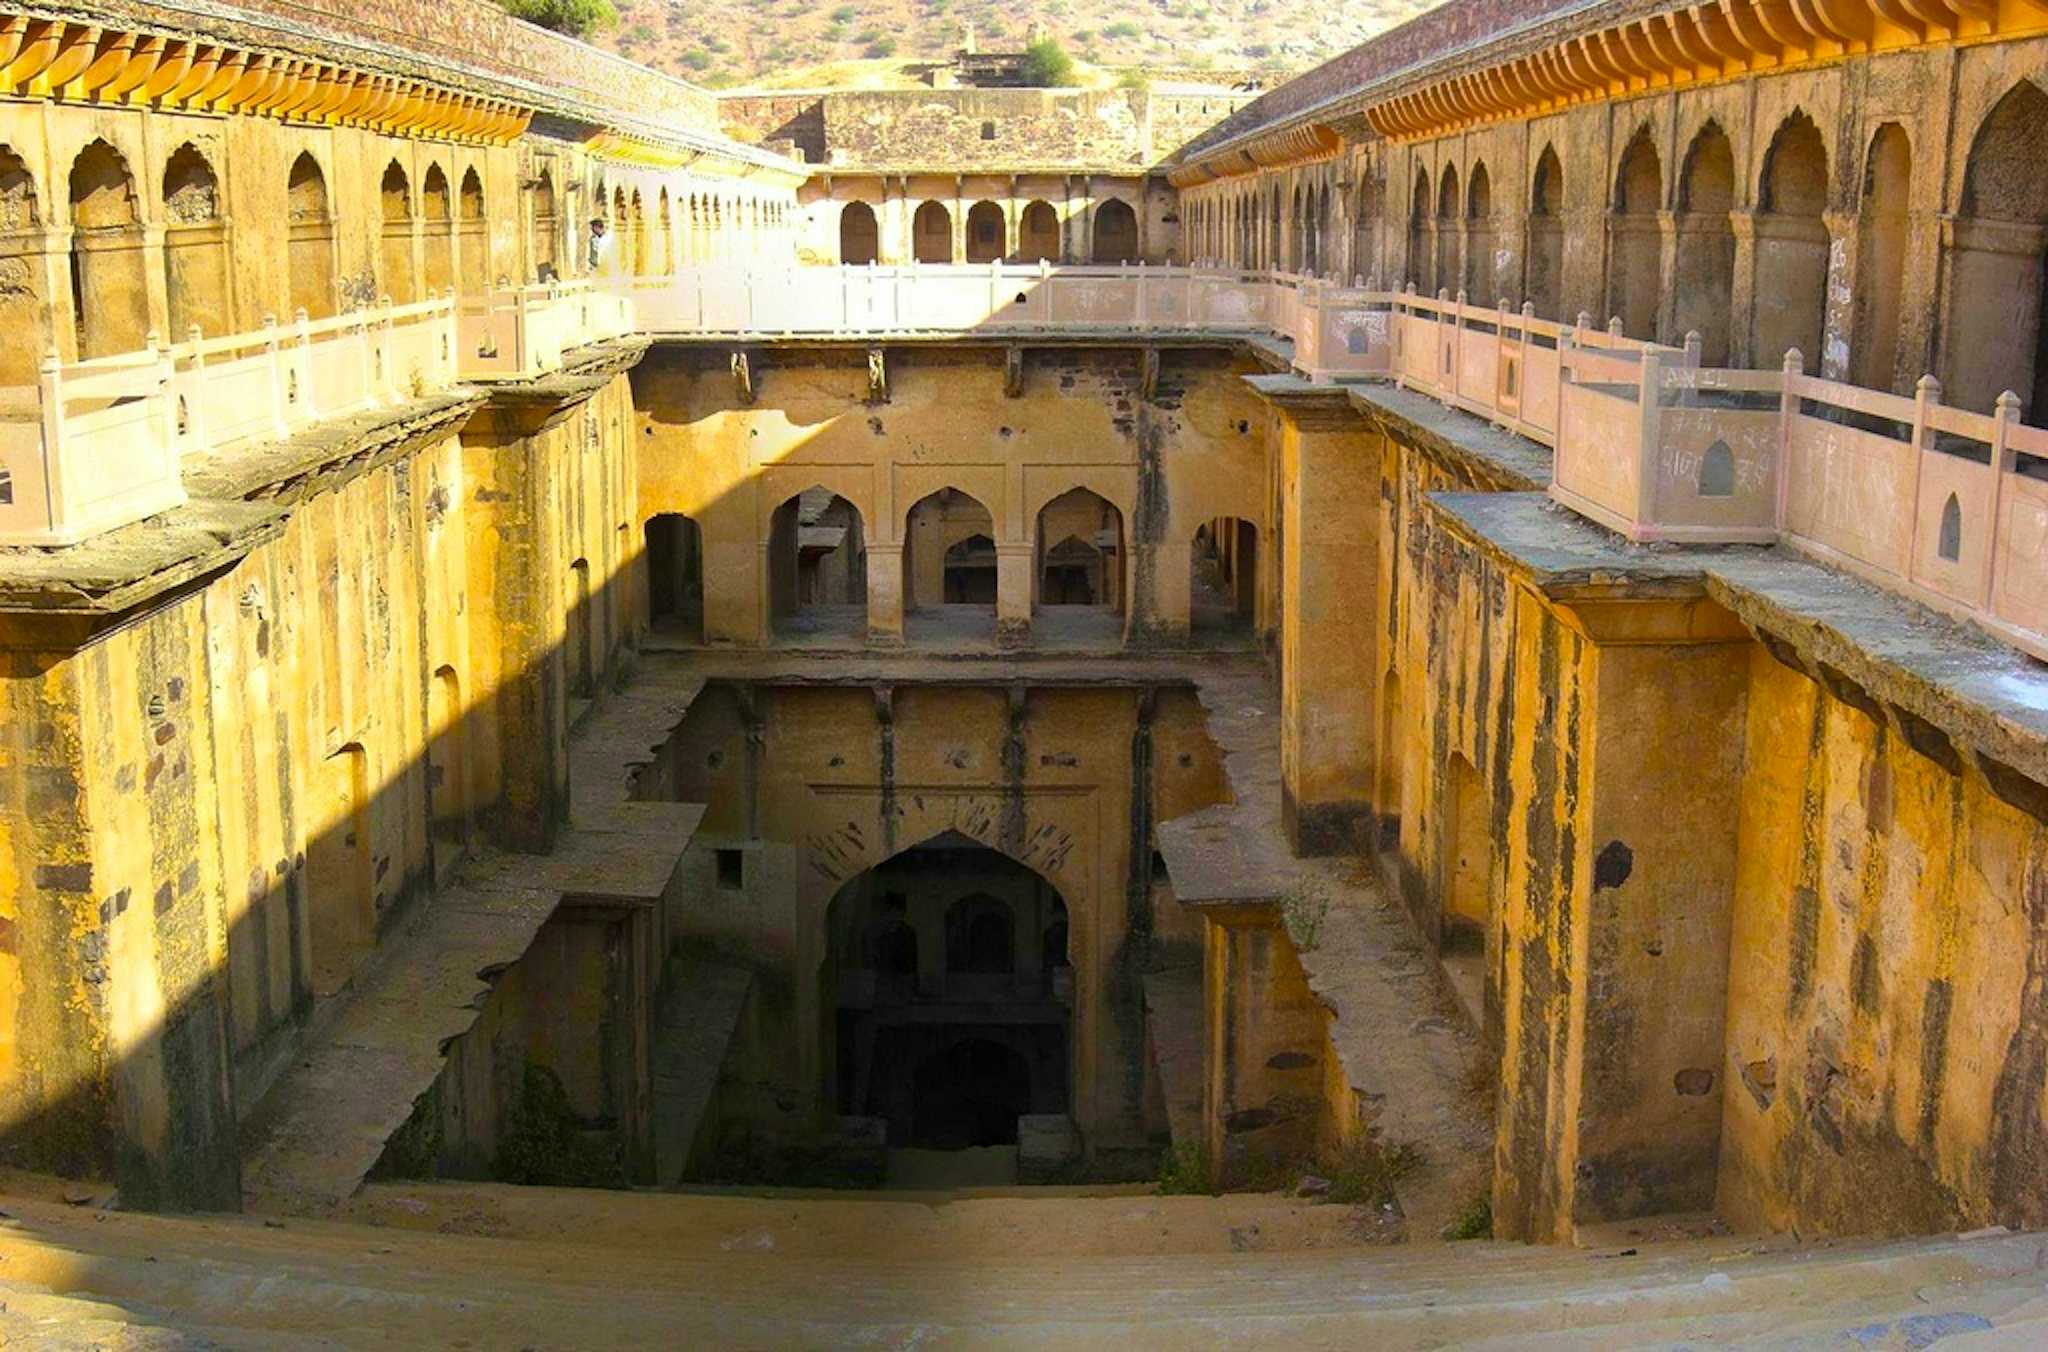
1408,164,1432,290
528,167,557,282
68,139,146,357
904,486,996,613
421,163,454,296
840,200,880,264
1019,199,1060,263
1093,198,1138,263
1852,124,1911,393
1610,126,1664,341
967,199,1006,263
767,485,868,638
1755,111,1830,372
1435,163,1461,293
1034,486,1125,613
1675,121,1736,360
379,159,416,304
458,167,487,294
1352,172,1380,283
163,142,228,340
1466,160,1495,303
1527,144,1564,319
288,151,336,319
0,144,46,382
913,200,953,263
1946,80,2048,420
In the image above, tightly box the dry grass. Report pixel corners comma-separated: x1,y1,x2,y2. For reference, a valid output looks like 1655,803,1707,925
585,0,1436,92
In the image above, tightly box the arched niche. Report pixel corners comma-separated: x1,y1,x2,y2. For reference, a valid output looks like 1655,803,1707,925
68,139,147,357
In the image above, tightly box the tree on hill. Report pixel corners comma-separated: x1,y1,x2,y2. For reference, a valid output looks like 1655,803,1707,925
500,0,618,39
1020,36,1076,87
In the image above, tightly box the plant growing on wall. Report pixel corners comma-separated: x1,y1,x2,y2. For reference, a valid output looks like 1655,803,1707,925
500,0,619,39
1280,874,1332,952
1020,36,1076,86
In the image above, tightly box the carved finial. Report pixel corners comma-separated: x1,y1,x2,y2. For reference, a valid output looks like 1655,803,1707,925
1782,347,1803,372
1996,389,2023,419
1608,316,1624,335
1521,300,1535,317
1577,310,1593,330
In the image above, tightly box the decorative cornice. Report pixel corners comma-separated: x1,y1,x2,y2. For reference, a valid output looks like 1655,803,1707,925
0,12,528,143
1175,0,2048,181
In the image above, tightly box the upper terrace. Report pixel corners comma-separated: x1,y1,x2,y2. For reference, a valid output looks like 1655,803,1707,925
1170,0,2048,183
12,253,2043,668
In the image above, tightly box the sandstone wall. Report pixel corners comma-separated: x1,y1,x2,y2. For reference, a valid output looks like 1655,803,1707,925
630,345,1275,646
0,365,643,1207
642,679,1226,1159
1719,650,2048,1236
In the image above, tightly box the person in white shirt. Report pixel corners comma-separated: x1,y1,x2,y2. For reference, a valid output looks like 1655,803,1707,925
587,216,613,274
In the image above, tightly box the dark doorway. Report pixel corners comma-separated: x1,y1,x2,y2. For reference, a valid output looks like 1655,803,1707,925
911,1039,1033,1148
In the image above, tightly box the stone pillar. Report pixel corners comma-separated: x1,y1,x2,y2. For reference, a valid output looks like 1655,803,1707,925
1063,175,1080,262
1138,533,1192,645
1256,378,1379,855
1080,175,1097,263
457,355,641,853
952,175,966,264
1819,209,1856,381
866,542,904,643
1486,586,1750,1243
1728,207,1759,369
1656,208,1682,345
996,542,1033,647
1201,904,1331,1178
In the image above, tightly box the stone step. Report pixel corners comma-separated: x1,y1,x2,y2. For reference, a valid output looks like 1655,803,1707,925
5,1187,2044,1348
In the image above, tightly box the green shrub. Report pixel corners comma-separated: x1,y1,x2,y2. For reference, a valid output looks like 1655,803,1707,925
680,48,712,70
499,0,618,38
1280,874,1332,952
1102,20,1142,38
1442,1193,1494,1240
1020,35,1075,87
1156,1141,1217,1195
865,36,898,57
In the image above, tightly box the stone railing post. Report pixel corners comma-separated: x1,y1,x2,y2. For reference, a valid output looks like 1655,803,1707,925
265,315,288,436
182,324,206,452
1984,389,2020,606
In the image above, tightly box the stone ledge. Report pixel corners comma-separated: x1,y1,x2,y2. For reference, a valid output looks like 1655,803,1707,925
0,391,482,621
1427,490,2048,808
1351,385,1552,492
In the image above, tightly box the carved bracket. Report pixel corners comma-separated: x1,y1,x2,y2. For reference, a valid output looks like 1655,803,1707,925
866,346,888,405
1005,345,1026,399
731,351,755,406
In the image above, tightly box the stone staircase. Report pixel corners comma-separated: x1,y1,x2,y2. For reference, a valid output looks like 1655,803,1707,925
1,1179,2045,1347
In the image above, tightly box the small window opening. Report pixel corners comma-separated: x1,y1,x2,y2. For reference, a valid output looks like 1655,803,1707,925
981,121,996,141
1697,440,1736,497
0,467,12,506
716,847,744,889
1937,492,1963,562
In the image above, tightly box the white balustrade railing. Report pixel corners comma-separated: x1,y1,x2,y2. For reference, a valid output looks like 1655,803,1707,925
4,259,2039,665
618,262,1393,383
457,279,633,381
0,295,458,547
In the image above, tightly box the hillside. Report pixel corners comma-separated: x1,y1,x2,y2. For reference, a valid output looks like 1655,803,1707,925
586,0,1435,91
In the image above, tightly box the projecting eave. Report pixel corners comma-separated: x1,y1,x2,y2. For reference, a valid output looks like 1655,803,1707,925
805,162,1170,179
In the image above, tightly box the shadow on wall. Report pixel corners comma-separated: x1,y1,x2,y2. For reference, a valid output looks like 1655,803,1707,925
0,398,648,1211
